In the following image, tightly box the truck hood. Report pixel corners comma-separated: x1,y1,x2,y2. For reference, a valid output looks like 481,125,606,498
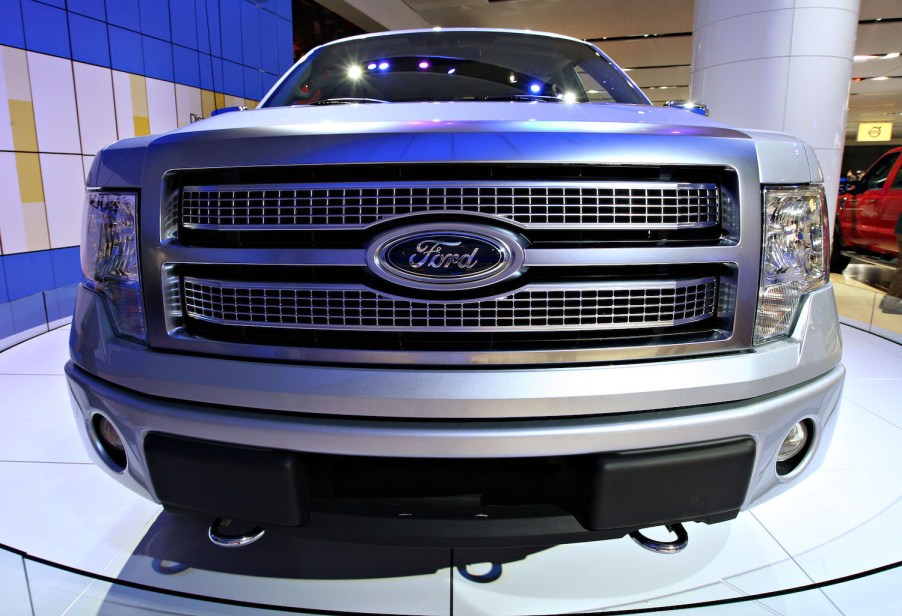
169,102,746,139
92,101,820,187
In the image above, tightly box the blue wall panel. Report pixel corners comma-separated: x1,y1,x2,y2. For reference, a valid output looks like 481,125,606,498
22,0,71,58
174,45,201,88
4,252,54,301
262,71,278,96
143,36,174,81
10,294,46,334
223,59,243,95
260,9,280,75
105,0,141,31
171,0,198,49
274,0,291,21
219,0,243,64
277,15,293,73
69,0,107,21
0,0,26,48
240,1,261,69
69,13,111,67
198,52,214,90
5,0,291,97
139,0,171,41
244,65,262,101
0,258,8,304
50,248,81,288
0,303,13,341
194,0,210,54
109,25,144,74
204,0,222,57
45,286,78,324
210,53,224,92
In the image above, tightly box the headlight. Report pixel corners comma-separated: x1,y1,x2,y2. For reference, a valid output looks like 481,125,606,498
754,186,829,344
81,191,147,342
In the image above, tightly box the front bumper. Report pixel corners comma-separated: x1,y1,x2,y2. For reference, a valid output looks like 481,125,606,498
67,360,844,546
67,283,845,546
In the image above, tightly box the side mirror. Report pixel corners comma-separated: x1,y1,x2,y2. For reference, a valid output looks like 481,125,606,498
211,106,247,117
664,100,709,117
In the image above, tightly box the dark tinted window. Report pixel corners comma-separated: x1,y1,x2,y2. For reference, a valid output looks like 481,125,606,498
864,152,900,191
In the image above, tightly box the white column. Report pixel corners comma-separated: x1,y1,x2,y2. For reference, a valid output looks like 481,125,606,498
690,0,860,226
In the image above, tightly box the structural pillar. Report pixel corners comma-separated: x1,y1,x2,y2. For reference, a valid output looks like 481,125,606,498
690,0,860,226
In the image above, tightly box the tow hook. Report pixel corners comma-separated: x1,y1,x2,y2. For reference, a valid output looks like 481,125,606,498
208,518,266,548
629,523,689,554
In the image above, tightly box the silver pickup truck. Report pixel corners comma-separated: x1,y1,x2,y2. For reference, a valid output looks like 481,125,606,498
67,28,844,550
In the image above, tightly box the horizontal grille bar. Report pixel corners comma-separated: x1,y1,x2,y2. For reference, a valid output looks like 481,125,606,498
181,181,719,231
182,277,718,332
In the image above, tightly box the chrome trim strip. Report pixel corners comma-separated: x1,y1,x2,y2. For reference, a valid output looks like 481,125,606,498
180,181,719,231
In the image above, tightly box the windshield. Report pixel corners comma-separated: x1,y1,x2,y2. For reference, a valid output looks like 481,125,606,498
262,30,649,107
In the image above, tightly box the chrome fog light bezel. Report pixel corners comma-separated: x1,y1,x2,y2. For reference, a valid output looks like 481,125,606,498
90,412,128,472
776,418,815,478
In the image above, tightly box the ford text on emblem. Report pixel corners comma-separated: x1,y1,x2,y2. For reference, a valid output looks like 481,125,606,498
366,224,526,290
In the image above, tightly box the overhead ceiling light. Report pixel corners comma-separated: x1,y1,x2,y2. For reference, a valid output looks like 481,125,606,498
872,76,890,80
854,52,901,62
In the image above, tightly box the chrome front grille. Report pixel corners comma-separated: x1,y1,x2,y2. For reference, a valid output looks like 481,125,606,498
182,277,718,332
180,181,719,230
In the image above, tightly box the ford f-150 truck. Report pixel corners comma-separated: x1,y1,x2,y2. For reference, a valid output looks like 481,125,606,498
833,146,902,271
67,29,844,550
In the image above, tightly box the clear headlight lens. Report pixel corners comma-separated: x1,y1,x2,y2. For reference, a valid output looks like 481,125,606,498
754,186,829,344
81,191,146,342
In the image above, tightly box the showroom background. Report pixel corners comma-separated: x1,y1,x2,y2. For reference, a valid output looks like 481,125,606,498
0,0,294,349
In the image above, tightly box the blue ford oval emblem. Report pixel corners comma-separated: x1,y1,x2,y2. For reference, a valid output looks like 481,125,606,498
366,224,525,290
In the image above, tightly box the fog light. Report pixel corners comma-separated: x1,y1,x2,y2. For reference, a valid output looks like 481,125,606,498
93,414,127,470
778,422,808,461
776,420,812,476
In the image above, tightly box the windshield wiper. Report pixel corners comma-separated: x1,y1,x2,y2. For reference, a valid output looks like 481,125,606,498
473,94,567,103
308,98,389,106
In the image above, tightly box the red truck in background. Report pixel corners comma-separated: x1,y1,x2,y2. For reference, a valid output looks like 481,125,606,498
833,146,902,271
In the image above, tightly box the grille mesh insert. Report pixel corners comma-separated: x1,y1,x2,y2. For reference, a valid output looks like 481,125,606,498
182,277,718,332
181,182,719,230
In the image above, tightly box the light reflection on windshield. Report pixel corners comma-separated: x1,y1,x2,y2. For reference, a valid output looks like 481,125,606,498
263,30,649,108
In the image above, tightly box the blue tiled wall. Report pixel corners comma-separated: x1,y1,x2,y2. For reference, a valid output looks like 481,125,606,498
1,0,294,102
0,0,294,347
0,248,80,347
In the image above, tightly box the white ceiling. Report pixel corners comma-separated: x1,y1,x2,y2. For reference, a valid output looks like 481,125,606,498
322,0,902,146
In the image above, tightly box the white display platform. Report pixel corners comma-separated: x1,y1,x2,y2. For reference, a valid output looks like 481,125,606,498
0,325,899,615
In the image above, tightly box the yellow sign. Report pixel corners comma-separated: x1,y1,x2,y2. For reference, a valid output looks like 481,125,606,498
857,122,893,142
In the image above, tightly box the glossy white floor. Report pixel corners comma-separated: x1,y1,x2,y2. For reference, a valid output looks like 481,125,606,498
0,322,900,615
